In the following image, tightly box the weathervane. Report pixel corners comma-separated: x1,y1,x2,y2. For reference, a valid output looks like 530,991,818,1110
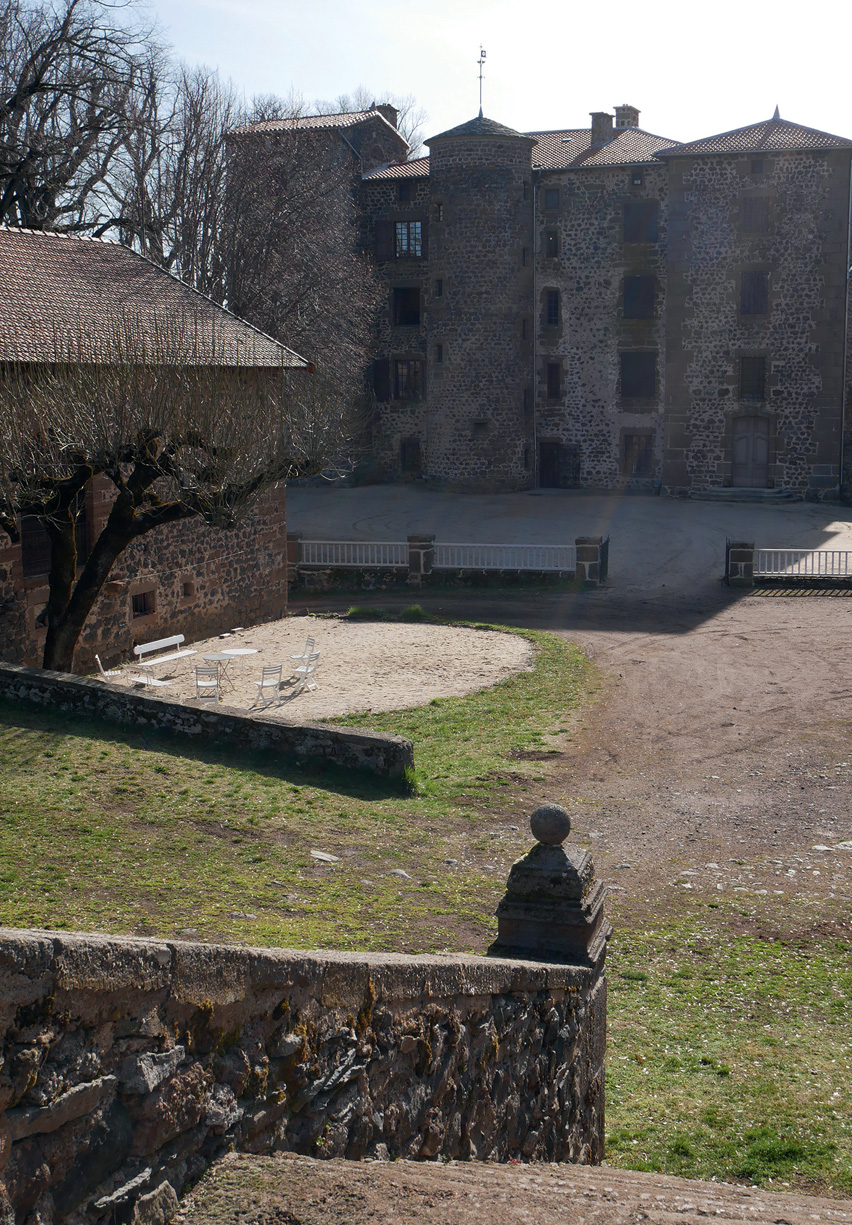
477,46,486,118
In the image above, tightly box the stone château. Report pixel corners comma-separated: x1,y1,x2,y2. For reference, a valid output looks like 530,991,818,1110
239,103,852,499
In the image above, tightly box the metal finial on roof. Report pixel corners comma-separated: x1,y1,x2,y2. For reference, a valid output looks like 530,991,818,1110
478,45,486,116
773,105,781,120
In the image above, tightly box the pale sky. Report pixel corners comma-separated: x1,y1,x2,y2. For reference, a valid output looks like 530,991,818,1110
147,0,850,150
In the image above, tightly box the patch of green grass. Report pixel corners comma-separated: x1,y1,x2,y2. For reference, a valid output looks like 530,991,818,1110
345,605,388,621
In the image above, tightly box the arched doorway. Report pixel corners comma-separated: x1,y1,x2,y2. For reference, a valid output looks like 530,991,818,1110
732,415,770,487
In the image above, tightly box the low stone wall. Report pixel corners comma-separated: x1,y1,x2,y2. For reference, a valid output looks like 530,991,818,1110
0,929,607,1225
0,662,412,779
289,566,576,594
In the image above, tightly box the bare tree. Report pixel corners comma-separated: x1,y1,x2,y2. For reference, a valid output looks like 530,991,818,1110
314,86,427,156
0,0,154,230
0,318,331,672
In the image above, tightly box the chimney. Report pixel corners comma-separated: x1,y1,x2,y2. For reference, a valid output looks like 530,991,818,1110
615,104,640,130
589,112,614,146
372,103,399,130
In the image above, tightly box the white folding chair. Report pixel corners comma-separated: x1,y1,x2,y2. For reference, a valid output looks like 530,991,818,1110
95,654,122,682
289,650,320,695
194,664,221,703
290,637,315,663
253,663,284,709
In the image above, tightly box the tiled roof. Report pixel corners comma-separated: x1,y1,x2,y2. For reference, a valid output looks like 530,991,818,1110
531,127,679,169
659,116,852,157
363,157,430,180
0,227,307,367
230,108,407,146
427,114,535,143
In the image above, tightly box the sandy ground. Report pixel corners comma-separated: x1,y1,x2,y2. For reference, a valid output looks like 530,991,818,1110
108,615,534,719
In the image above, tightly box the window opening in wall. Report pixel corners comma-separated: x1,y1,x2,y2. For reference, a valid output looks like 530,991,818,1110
394,220,423,258
182,580,195,600
523,446,531,470
434,277,443,297
392,286,421,325
545,289,560,326
623,275,656,319
544,187,560,210
522,247,529,266
620,351,656,398
543,230,559,258
622,433,654,476
523,181,529,200
523,388,532,421
434,202,443,222
546,362,561,399
398,182,411,202
434,343,443,363
623,200,658,242
740,355,767,400
132,588,156,618
742,197,770,234
751,158,764,175
20,492,88,579
630,168,644,187
400,437,421,473
741,271,769,315
394,359,423,399
472,420,490,439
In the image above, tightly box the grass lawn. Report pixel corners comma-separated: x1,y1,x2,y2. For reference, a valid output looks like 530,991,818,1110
0,620,850,1196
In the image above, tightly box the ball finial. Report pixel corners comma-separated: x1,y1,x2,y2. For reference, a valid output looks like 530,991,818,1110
530,803,571,846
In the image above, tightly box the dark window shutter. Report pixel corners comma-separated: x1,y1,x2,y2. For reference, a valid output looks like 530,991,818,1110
373,359,390,402
420,219,429,259
375,220,393,261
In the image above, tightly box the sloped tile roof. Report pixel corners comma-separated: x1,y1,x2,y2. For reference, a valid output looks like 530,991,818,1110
0,227,307,367
363,157,430,180
660,116,852,157
531,127,679,169
427,114,535,143
230,108,407,149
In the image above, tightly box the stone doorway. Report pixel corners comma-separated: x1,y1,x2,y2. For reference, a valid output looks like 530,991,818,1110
732,415,770,487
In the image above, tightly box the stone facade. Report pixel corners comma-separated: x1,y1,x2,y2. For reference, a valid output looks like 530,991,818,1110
0,482,289,673
351,107,852,499
0,926,606,1225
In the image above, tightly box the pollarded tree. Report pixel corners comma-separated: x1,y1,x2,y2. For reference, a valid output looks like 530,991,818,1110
0,313,334,673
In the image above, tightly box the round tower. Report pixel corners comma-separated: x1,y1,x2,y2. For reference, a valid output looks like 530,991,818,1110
424,115,535,490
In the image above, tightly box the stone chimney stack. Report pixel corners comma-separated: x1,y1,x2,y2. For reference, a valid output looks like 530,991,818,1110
589,112,614,146
488,804,610,968
615,104,640,129
372,103,399,130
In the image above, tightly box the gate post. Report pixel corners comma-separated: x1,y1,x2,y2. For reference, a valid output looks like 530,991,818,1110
407,534,436,586
575,536,604,585
725,539,755,587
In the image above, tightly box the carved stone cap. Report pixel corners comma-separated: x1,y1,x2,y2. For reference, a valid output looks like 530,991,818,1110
487,804,610,969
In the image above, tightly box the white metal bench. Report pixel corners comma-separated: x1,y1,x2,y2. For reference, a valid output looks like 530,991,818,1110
133,634,197,669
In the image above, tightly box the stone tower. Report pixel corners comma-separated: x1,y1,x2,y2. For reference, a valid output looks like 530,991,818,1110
424,116,536,490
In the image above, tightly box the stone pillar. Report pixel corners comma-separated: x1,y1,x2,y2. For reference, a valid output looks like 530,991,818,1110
726,539,755,588
286,532,303,582
407,534,435,586
575,536,604,586
488,804,611,969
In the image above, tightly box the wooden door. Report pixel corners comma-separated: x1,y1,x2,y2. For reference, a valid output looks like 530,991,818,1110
732,416,770,487
539,441,561,488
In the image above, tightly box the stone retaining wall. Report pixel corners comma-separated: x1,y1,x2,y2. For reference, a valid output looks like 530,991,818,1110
0,663,413,779
0,929,607,1225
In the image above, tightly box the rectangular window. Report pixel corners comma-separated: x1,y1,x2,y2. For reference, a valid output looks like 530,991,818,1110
434,277,443,297
630,168,644,187
622,433,654,476
20,495,88,579
620,351,656,398
624,200,658,243
392,287,421,326
434,343,443,363
398,182,411,202
434,202,443,222
394,359,423,399
623,275,656,319
751,158,764,175
523,388,532,420
742,197,770,234
545,289,560,326
544,187,560,210
543,230,559,258
522,247,529,266
741,271,769,316
395,220,423,258
546,362,561,399
131,589,156,618
740,355,767,400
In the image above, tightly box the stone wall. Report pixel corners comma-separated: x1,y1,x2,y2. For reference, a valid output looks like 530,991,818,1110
0,929,607,1225
0,662,413,779
536,164,669,490
663,149,851,498
0,484,289,674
